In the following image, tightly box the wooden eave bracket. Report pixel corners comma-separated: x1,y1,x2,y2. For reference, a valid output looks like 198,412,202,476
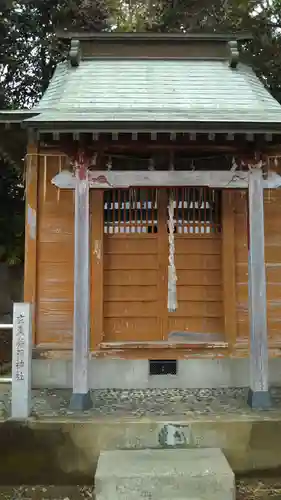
69,39,81,67
228,40,239,69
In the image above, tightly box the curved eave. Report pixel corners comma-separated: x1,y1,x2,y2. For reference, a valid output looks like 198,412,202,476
0,110,40,125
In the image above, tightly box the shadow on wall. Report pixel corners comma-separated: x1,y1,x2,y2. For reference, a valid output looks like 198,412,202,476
0,263,23,371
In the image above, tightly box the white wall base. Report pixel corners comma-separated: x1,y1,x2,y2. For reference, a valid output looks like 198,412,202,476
32,358,281,389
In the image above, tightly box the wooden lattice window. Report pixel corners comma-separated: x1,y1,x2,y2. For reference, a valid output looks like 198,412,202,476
169,187,221,234
104,188,158,234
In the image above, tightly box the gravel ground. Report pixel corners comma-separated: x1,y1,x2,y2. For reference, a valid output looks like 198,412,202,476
0,479,281,499
237,479,281,500
0,485,95,499
1,386,281,419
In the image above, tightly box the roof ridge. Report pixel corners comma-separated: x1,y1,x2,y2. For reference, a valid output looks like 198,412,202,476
56,30,253,42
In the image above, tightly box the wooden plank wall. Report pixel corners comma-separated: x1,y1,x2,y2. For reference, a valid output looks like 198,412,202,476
33,155,281,353
103,235,161,341
103,235,224,342
36,155,74,346
235,189,281,344
168,236,224,335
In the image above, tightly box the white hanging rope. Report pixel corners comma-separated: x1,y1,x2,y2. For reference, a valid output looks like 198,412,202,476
167,189,178,312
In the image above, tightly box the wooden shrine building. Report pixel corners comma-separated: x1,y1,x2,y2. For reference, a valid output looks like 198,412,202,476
1,32,281,409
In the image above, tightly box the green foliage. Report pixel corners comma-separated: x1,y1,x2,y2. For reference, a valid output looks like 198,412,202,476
0,0,110,263
2,0,110,107
0,152,24,264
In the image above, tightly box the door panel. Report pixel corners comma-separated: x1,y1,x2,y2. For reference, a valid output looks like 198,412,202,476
102,187,224,343
103,188,162,342
165,187,224,338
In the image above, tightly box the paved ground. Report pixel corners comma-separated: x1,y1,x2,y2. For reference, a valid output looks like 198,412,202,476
1,386,281,419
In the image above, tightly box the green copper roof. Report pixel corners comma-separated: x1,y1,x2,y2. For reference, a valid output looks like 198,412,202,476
24,58,281,131
2,56,281,132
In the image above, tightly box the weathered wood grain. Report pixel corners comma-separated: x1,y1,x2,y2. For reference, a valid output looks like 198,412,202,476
24,145,39,343
70,167,92,410
247,168,271,408
52,169,281,190
222,191,237,347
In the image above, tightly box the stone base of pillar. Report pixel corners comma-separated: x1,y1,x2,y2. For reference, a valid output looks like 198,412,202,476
247,388,271,409
69,391,92,411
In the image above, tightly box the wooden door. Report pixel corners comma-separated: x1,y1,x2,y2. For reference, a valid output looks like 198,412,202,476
103,188,164,342
165,187,224,340
102,187,224,344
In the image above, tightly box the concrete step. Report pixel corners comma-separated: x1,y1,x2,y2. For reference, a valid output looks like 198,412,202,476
95,448,235,500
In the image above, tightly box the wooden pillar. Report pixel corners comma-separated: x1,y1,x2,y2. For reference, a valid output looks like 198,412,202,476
91,190,104,349
222,191,237,348
69,165,92,410
24,142,38,343
247,167,271,408
158,189,169,339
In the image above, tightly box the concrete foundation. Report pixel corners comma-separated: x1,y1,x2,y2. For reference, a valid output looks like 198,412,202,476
95,448,235,500
1,415,281,484
32,358,281,389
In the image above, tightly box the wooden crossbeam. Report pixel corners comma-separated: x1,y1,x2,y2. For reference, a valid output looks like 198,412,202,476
52,169,281,190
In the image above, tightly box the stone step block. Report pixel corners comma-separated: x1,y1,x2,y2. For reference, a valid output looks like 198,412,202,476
95,448,235,500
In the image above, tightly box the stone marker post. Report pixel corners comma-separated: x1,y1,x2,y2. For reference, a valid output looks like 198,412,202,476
11,303,32,419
